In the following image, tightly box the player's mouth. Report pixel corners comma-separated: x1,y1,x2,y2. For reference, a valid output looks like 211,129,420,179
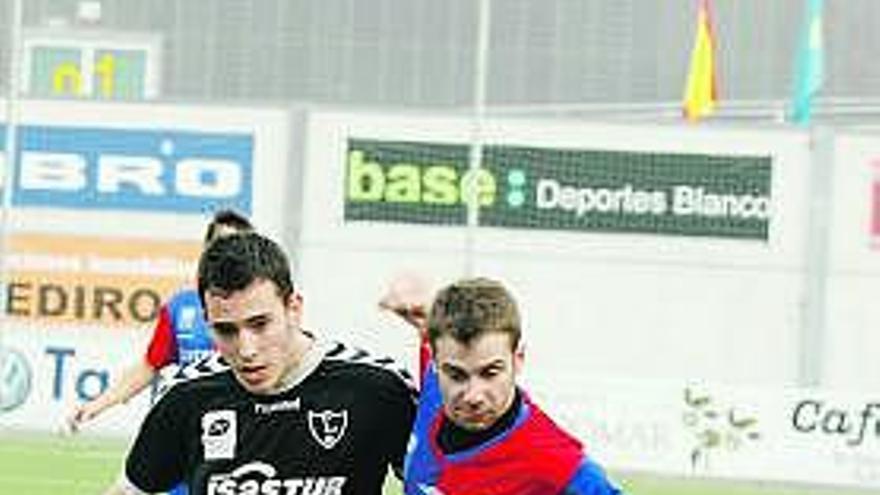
239,365,269,386
455,410,494,428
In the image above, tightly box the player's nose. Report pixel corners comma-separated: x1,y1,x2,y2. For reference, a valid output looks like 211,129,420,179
460,381,486,408
236,328,260,359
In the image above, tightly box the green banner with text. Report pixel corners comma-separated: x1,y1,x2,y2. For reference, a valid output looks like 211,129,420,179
344,139,772,240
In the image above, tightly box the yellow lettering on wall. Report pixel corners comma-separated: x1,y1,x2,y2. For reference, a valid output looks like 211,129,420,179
94,53,115,97
52,62,82,96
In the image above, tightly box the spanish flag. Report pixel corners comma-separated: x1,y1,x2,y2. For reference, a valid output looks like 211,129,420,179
683,0,718,122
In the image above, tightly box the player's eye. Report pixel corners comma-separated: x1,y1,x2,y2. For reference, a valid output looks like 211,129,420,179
248,315,271,332
444,367,468,383
212,322,238,339
481,367,501,379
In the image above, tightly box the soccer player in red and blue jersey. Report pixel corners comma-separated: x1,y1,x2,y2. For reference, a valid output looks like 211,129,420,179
402,277,623,495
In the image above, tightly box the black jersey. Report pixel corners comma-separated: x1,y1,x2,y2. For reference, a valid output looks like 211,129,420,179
123,339,418,495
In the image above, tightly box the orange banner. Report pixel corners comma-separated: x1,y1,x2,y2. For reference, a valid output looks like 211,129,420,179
4,234,200,327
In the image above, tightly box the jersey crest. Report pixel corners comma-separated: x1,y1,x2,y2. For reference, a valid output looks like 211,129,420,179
307,409,349,450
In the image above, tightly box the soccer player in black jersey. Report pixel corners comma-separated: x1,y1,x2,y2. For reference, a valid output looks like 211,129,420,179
102,232,417,495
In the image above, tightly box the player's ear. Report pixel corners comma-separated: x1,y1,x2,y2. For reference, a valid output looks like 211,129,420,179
513,342,525,376
285,291,304,322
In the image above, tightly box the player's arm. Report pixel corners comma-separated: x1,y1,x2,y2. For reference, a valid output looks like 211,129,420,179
101,477,148,495
374,366,419,479
68,359,157,432
377,272,433,383
561,458,624,495
103,382,189,493
68,307,174,432
378,272,431,333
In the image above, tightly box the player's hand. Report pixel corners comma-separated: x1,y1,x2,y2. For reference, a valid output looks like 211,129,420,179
65,401,100,434
379,272,432,334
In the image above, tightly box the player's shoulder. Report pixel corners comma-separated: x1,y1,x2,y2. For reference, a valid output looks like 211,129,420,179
159,352,232,397
321,339,417,396
165,287,201,307
517,396,586,461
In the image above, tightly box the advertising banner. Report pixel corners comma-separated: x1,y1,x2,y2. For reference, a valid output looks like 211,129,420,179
2,124,252,215
345,139,773,240
530,376,880,489
0,233,197,433
0,99,289,240
828,133,880,271
4,233,198,327
0,326,156,435
22,27,162,101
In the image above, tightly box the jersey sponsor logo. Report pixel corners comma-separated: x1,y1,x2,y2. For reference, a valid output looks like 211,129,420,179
255,397,301,415
206,461,347,495
202,409,237,460
178,305,198,330
178,348,213,368
307,409,348,450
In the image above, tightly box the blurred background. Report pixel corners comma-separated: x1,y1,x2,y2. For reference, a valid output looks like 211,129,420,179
1,1,879,494
3,0,879,117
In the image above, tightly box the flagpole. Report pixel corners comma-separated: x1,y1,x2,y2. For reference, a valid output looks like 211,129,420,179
464,0,491,277
798,124,832,387
1,0,24,341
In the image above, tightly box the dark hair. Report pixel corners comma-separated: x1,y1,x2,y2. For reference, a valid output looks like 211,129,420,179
427,277,521,350
203,209,253,244
198,232,295,305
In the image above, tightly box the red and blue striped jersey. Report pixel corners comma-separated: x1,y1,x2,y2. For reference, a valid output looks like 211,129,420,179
404,365,622,495
146,288,214,369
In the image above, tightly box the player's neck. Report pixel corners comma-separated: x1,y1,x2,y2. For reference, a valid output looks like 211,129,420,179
275,331,321,393
437,387,523,455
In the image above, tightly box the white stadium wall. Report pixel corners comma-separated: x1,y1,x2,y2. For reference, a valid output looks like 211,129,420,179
3,102,879,488
0,100,290,434
295,110,812,387
823,131,880,389
530,377,880,489
290,110,880,488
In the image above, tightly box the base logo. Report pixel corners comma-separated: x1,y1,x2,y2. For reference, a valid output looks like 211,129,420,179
0,345,32,412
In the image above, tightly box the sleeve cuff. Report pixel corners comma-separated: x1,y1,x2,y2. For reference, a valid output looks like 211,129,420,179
116,470,150,494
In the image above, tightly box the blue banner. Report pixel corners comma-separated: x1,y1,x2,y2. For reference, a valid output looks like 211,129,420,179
0,124,253,214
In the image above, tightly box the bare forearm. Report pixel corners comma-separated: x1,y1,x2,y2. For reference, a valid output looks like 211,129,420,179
105,359,158,405
69,359,157,430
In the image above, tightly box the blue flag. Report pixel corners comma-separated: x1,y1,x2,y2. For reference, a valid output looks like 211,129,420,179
790,0,824,125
